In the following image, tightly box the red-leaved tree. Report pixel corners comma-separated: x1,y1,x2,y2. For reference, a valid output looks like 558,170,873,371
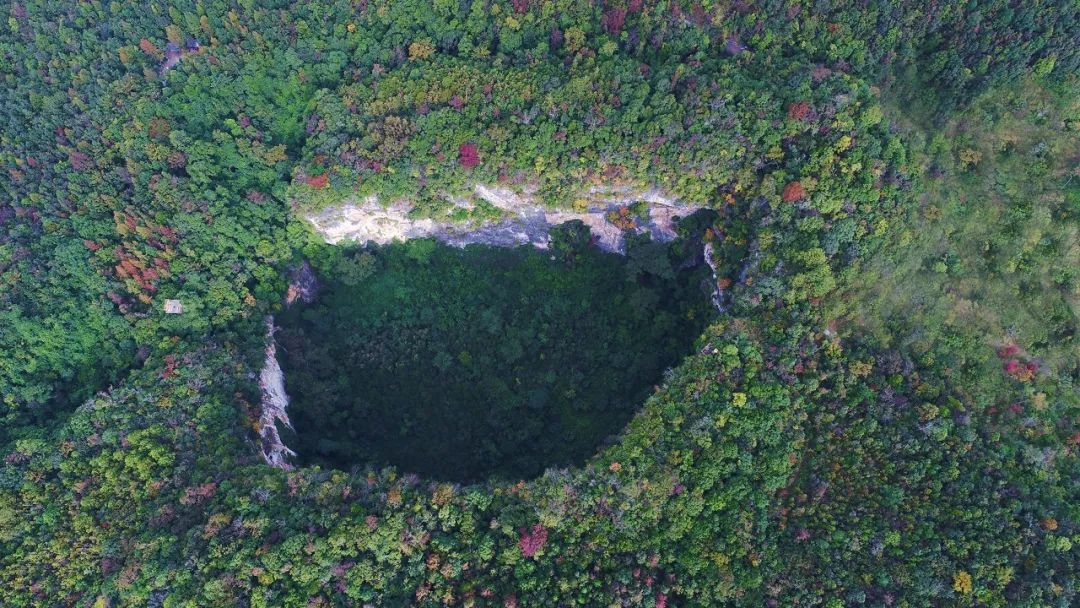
788,101,811,121
518,523,548,557
782,181,807,202
602,7,627,34
459,143,480,168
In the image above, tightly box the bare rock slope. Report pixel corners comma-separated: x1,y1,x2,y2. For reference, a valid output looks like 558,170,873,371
305,184,700,254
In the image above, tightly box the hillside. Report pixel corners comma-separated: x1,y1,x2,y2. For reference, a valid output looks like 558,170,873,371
1,2,1077,606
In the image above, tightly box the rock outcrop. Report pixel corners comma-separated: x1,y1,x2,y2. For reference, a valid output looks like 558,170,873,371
257,317,296,469
285,260,319,306
703,242,725,312
305,183,700,254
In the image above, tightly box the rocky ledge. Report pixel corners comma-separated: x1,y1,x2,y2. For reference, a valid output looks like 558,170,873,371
305,183,700,254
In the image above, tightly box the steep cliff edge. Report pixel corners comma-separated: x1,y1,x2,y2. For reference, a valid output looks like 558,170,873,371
305,183,700,254
257,317,296,469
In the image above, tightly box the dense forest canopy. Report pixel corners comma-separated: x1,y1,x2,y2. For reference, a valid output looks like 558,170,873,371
1,1,1078,606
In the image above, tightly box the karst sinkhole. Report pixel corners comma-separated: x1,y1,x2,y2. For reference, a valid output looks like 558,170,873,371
275,221,717,483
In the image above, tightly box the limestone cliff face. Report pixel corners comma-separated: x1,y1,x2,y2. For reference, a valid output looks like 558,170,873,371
258,317,296,469
703,241,726,312
305,183,700,254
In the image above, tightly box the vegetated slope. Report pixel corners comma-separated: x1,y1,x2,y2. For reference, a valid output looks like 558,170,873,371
767,329,1077,606
842,76,1080,379
0,1,1077,606
2,314,1074,606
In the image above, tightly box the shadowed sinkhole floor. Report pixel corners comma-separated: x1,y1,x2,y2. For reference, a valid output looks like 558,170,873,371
276,222,716,483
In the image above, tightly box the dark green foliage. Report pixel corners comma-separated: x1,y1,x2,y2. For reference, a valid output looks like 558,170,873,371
278,234,714,482
0,1,1077,606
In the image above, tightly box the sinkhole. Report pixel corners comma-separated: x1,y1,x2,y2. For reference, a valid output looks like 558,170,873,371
276,221,716,483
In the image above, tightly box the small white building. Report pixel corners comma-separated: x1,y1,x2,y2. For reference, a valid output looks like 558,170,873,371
164,299,184,314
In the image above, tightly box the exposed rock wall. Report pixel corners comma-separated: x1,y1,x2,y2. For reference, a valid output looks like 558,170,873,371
285,260,319,306
305,184,700,254
258,317,296,469
703,242,726,312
